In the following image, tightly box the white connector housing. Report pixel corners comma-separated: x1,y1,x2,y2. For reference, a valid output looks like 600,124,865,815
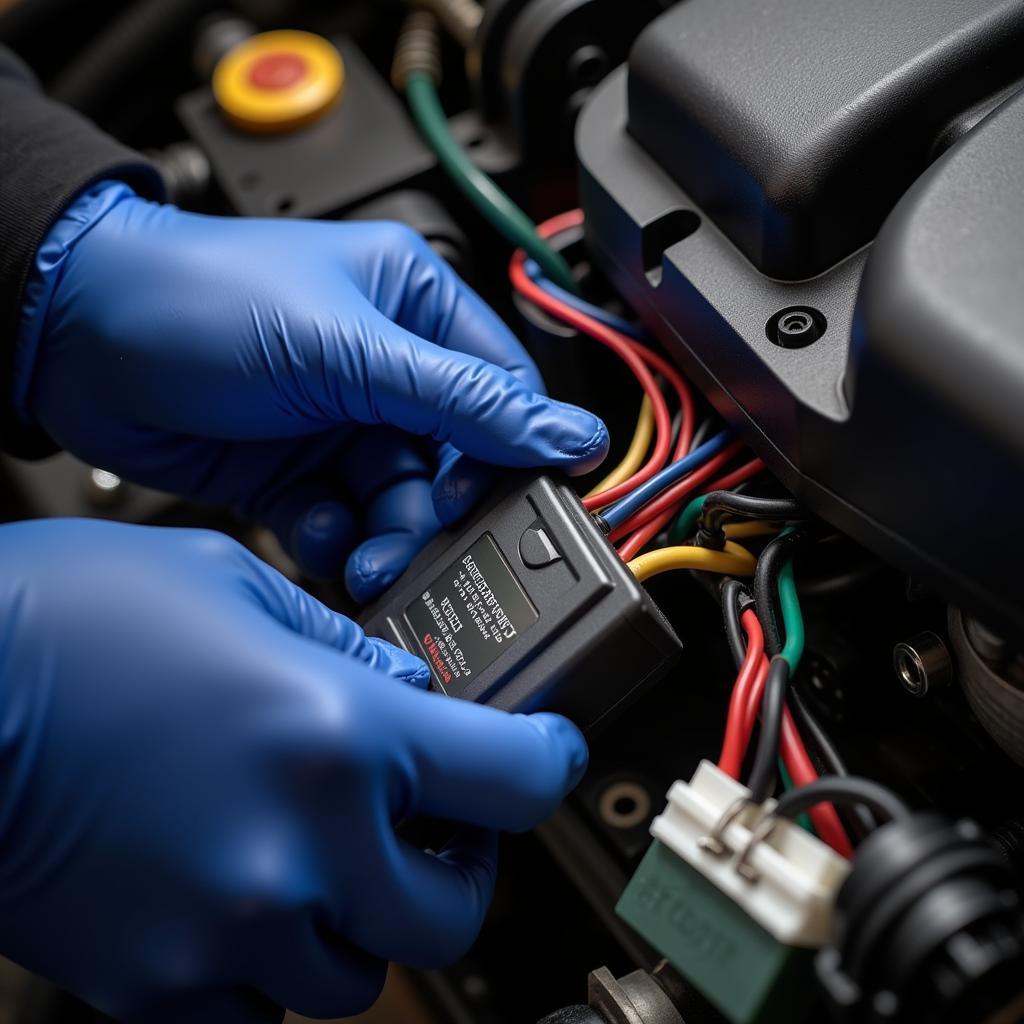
649,759,850,948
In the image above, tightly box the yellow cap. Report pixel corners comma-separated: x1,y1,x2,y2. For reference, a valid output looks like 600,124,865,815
213,30,344,134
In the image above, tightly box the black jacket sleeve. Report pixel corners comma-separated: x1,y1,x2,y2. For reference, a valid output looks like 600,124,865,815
0,45,165,458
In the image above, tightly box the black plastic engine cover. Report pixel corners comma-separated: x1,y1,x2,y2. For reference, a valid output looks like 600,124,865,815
577,0,1024,631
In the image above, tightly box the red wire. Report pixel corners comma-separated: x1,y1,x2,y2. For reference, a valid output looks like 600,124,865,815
609,442,744,542
719,611,766,778
613,455,766,560
509,252,675,504
514,209,698,508
781,712,853,857
697,458,767,498
734,652,852,856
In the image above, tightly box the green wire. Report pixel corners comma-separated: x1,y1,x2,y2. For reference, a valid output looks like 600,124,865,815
777,546,811,828
668,494,707,545
778,558,805,672
405,71,579,293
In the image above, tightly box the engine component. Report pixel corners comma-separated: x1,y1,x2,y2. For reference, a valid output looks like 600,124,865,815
616,761,849,1023
465,0,667,165
892,632,953,698
949,608,1024,767
177,35,435,218
816,813,1024,1023
536,965,685,1024
576,0,1024,635
360,474,681,731
211,29,345,134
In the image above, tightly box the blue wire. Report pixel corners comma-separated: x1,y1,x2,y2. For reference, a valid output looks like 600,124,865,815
600,431,734,530
523,258,651,343
523,261,735,532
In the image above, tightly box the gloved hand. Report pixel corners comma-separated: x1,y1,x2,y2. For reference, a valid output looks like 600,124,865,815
14,181,607,600
0,518,587,1023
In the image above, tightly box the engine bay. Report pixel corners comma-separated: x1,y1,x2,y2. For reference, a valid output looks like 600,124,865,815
3,1,1024,1022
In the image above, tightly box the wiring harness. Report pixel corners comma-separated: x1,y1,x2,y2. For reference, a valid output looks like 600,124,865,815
391,5,905,865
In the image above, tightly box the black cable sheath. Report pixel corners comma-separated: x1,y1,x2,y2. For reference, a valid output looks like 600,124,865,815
701,492,805,532
746,656,789,803
753,528,809,655
773,776,908,825
787,688,876,841
721,578,750,670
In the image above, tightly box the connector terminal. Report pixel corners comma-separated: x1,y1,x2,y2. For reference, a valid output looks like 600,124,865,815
616,760,850,1024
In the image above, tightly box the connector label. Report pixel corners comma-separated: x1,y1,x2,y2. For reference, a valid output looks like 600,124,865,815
617,841,811,1023
405,532,537,692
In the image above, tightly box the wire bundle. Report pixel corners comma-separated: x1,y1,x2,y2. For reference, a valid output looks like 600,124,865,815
395,24,901,856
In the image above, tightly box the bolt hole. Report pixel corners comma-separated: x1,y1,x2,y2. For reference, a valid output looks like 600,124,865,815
613,795,637,816
598,781,651,830
271,195,295,214
766,306,827,348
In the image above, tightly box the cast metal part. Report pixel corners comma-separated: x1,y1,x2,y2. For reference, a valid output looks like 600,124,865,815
892,631,953,697
587,967,684,1024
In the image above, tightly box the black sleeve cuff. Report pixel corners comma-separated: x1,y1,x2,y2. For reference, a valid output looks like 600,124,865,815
0,44,166,459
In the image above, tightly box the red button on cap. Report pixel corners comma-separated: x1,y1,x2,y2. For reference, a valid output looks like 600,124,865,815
247,52,310,91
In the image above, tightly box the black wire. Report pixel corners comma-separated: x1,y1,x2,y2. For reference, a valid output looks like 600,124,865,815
721,578,751,670
746,657,790,803
700,492,806,533
787,688,876,841
753,528,809,655
773,776,908,826
688,417,717,454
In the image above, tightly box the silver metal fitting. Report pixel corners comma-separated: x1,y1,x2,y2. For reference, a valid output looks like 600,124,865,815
892,631,953,697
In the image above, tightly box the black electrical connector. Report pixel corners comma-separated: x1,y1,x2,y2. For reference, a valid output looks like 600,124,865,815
360,474,682,731
817,812,1024,1024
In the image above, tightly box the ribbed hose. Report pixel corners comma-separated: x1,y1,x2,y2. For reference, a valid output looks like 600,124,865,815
50,0,219,116
413,0,482,48
391,9,443,90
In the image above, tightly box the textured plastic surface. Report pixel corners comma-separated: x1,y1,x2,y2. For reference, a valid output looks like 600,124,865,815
617,842,813,1024
360,474,682,731
577,3,1024,632
628,0,1024,279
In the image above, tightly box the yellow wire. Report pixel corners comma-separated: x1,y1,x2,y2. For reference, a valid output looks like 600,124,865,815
627,541,757,582
585,395,654,499
723,521,783,540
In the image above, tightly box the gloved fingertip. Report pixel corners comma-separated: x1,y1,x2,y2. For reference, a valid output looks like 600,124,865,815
368,636,432,688
344,532,422,604
290,500,358,580
552,405,610,476
527,712,589,791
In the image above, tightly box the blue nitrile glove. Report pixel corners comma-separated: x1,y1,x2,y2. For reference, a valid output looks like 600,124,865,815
14,181,608,600
0,518,588,1023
